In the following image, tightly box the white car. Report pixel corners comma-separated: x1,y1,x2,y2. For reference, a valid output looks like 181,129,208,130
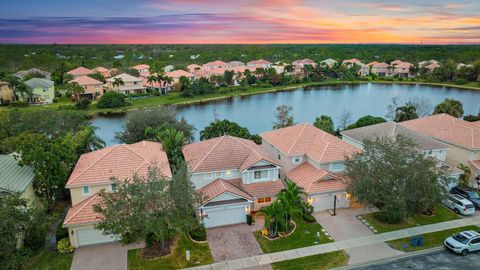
442,194,475,216
444,230,480,256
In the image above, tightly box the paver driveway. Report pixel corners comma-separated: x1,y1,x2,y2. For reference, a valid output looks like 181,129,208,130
314,207,403,265
71,242,144,270
207,224,272,270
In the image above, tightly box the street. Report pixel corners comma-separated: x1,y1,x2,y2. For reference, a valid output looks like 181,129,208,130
359,250,480,270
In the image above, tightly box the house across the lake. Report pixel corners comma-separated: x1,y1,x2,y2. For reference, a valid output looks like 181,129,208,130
104,73,145,94
22,78,55,104
69,75,104,99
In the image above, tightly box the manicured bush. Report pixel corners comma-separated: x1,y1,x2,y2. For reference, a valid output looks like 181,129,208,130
246,214,253,225
302,213,316,223
75,97,91,110
97,92,127,108
189,224,207,241
57,238,74,254
9,101,29,107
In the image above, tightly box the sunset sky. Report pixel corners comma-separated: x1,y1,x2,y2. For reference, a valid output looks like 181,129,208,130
1,0,479,44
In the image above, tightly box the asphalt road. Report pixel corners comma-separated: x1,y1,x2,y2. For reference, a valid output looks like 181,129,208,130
359,250,480,270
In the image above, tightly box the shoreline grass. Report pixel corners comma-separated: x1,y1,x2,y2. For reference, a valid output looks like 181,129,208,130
2,80,479,115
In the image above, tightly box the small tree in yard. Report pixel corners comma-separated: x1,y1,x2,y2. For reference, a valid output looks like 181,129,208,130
313,115,335,134
97,92,127,108
94,162,202,258
346,136,451,223
273,104,295,129
433,98,464,118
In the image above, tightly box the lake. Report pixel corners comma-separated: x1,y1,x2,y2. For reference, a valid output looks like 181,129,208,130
91,83,480,145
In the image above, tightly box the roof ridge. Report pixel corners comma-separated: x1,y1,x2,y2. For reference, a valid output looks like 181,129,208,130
192,136,225,171
68,145,119,185
64,193,99,225
230,136,263,159
287,123,308,155
316,131,330,163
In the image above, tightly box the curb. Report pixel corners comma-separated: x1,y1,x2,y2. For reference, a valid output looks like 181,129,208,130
332,246,444,270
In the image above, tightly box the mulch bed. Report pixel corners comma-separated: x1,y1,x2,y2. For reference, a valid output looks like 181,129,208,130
140,238,177,260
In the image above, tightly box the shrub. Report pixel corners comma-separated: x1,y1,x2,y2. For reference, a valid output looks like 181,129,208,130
302,213,316,223
246,214,253,225
189,224,207,241
75,97,92,110
57,238,74,254
97,92,127,108
56,222,69,240
52,98,58,103
9,101,29,107
454,78,467,85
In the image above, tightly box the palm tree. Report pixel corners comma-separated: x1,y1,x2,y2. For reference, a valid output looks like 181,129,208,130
4,74,31,101
112,77,124,92
150,126,185,166
78,126,106,153
162,76,173,93
260,201,285,238
146,75,158,89
67,82,85,101
283,64,295,74
457,163,471,187
278,181,306,228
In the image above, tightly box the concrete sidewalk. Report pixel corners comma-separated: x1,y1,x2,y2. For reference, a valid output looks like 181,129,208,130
183,215,480,270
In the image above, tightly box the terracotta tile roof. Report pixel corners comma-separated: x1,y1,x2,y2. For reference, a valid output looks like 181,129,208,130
367,61,380,66
203,60,228,67
182,136,277,173
292,59,315,66
286,162,348,193
165,70,195,78
228,61,245,67
69,75,102,86
390,60,404,66
230,178,285,198
248,59,272,66
471,121,480,128
93,66,109,73
67,67,93,76
342,58,362,64
64,193,103,226
106,73,142,83
142,77,161,88
371,62,389,68
341,121,448,151
187,64,201,71
131,64,150,70
400,114,480,150
469,160,480,172
66,141,171,188
425,63,441,70
199,179,253,202
261,123,360,164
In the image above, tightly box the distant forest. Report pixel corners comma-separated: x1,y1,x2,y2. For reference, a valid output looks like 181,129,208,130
1,44,480,73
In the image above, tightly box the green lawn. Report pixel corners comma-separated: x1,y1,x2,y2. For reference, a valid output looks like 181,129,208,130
24,248,73,270
254,217,333,253
387,225,480,252
361,204,460,233
271,250,348,270
128,234,213,270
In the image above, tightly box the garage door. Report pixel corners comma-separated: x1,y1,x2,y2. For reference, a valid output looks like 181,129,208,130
203,205,247,228
312,193,350,212
76,228,117,247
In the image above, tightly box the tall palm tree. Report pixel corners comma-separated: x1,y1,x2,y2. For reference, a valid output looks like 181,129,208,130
278,181,306,227
4,74,31,101
283,64,295,74
112,77,124,92
67,82,85,101
78,126,106,153
162,76,173,93
146,75,158,89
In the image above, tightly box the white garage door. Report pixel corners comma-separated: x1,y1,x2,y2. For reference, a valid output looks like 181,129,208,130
203,204,247,228
312,193,350,212
76,228,117,247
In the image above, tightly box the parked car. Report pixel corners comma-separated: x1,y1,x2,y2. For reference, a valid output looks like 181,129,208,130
450,186,480,209
444,230,480,256
442,194,475,215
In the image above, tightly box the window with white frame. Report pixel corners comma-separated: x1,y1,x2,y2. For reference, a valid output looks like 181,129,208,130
225,170,233,177
254,170,268,180
82,185,90,195
330,162,345,172
293,156,302,164
215,172,222,178
111,183,118,192
204,173,213,180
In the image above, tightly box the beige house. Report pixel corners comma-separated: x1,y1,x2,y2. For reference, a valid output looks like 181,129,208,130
0,154,38,204
182,136,284,228
69,76,104,99
104,73,145,95
0,80,14,104
400,114,480,187
342,58,370,76
67,67,94,79
63,141,172,248
261,123,360,212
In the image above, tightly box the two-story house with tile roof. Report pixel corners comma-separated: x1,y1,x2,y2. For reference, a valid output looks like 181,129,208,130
182,135,284,228
261,123,360,212
63,141,171,247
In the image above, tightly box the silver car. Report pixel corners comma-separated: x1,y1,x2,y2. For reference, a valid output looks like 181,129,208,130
444,230,480,256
